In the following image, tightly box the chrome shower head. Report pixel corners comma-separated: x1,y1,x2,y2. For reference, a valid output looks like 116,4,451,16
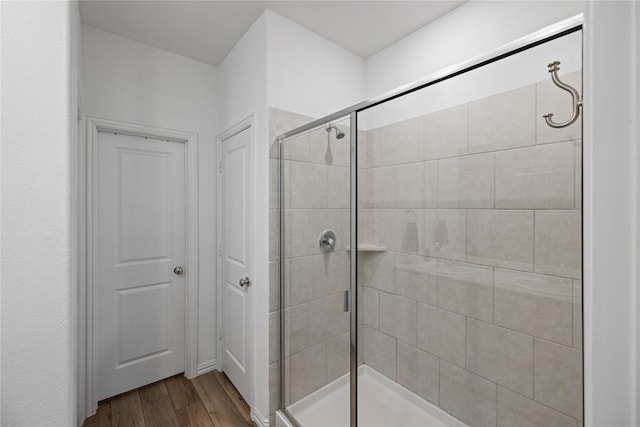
326,124,345,139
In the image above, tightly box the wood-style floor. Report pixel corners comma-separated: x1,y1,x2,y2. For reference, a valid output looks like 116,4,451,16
83,371,257,427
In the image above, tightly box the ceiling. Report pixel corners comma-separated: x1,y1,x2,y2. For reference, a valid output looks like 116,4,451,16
79,1,466,66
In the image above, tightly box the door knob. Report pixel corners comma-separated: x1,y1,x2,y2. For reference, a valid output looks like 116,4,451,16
239,277,251,287
173,266,184,275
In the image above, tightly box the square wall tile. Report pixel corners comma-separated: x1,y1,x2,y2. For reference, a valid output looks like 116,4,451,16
360,251,395,293
396,341,439,404
417,303,466,368
573,280,582,349
371,118,419,167
326,332,350,383
396,162,426,208
363,326,397,381
467,209,534,271
419,209,466,262
440,360,497,427
269,362,280,414
284,209,343,258
308,293,349,346
438,153,494,208
494,269,573,346
270,210,279,261
497,386,578,427
328,166,350,209
288,342,327,403
535,210,582,279
289,161,327,209
362,286,380,329
418,104,468,160
288,252,349,307
378,209,420,253
357,209,379,245
270,158,279,210
536,70,582,145
269,261,279,313
467,319,534,397
395,253,437,305
495,142,575,208
359,167,395,208
283,303,309,356
269,312,280,364
282,133,310,161
437,260,493,322
534,339,583,420
379,292,417,345
468,84,536,153
358,129,374,169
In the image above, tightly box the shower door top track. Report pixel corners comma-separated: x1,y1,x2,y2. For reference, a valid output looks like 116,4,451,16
275,14,583,144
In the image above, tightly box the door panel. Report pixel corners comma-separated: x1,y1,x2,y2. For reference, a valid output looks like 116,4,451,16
220,126,252,402
96,131,186,400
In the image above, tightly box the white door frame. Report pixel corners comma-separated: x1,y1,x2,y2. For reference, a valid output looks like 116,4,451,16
84,116,199,416
216,115,255,405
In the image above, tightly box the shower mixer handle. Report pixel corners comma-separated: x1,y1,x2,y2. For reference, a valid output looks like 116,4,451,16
319,230,336,253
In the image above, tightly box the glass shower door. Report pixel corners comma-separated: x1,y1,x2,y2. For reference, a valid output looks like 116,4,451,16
356,30,583,427
280,117,352,427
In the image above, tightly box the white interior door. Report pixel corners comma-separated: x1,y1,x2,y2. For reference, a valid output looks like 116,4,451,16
95,131,186,400
220,126,253,402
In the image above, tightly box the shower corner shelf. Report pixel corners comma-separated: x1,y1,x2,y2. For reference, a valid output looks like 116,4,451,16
345,244,387,252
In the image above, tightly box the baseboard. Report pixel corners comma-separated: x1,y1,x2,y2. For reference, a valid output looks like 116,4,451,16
252,407,270,427
196,359,217,376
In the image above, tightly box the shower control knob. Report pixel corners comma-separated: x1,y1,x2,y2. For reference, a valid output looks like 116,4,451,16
319,230,336,253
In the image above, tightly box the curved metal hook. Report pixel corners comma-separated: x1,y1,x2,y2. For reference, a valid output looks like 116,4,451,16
542,61,583,129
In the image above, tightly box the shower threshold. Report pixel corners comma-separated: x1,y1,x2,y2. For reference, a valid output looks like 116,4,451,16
276,365,467,427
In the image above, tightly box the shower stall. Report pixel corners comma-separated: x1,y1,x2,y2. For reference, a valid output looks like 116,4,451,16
273,17,583,427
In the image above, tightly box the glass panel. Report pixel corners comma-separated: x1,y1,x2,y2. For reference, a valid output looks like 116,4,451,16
357,30,582,426
280,117,352,427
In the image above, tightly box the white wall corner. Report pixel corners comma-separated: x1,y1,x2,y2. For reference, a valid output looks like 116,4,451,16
264,9,366,118
216,11,270,420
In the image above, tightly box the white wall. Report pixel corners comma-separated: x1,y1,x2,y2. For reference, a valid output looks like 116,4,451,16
217,13,270,425
584,2,639,426
80,25,219,372
365,0,584,99
0,1,74,425
218,10,367,425
265,10,365,119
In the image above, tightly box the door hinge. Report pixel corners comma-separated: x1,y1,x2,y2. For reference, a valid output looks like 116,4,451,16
219,161,222,173
218,244,222,256
218,328,222,341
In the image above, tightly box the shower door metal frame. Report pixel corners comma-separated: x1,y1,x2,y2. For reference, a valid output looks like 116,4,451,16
277,13,583,427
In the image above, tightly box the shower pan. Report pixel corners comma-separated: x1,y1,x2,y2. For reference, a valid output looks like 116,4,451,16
275,15,583,427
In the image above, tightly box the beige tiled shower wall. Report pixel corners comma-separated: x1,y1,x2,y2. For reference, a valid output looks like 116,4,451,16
358,71,583,427
268,108,352,424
